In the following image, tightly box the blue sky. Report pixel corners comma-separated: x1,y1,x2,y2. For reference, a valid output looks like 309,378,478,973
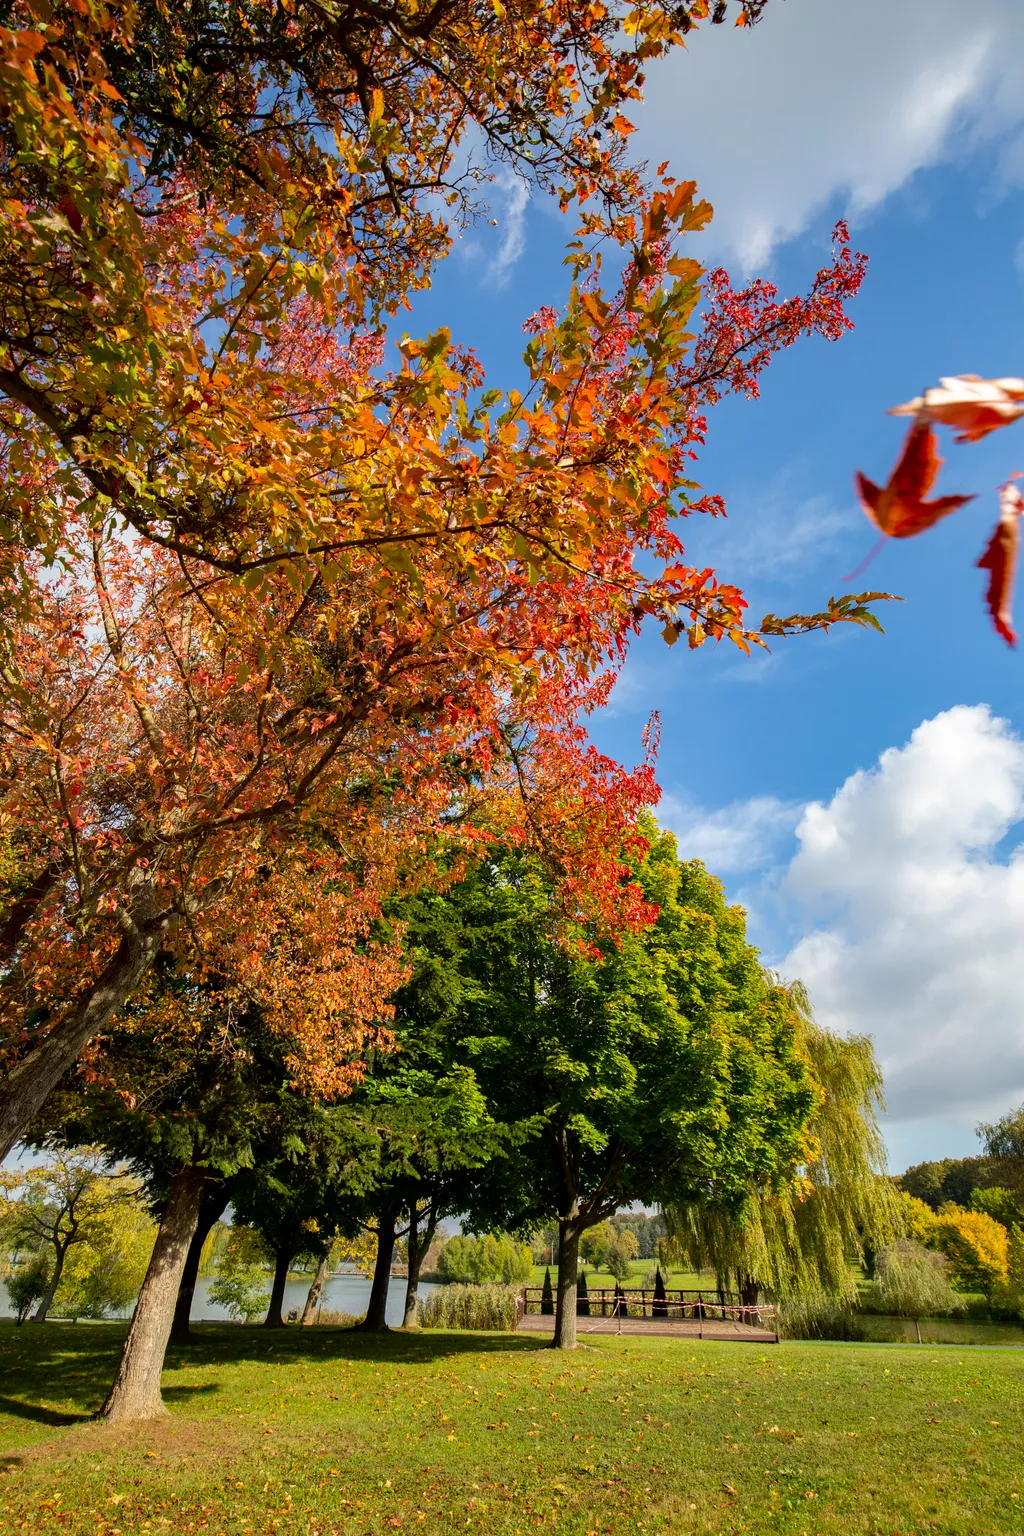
410,0,1024,1170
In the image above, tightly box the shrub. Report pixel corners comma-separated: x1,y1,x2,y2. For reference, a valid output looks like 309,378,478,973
776,1298,870,1341
6,1253,50,1324
436,1233,531,1285
419,1283,520,1331
310,1309,363,1327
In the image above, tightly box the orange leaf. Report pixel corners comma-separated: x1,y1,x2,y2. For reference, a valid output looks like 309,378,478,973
977,482,1024,647
889,375,1024,443
855,422,973,539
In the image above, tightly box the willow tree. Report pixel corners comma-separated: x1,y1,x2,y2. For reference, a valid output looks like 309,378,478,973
664,982,902,1305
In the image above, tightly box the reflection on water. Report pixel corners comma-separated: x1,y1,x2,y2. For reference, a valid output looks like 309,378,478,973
0,1273,436,1327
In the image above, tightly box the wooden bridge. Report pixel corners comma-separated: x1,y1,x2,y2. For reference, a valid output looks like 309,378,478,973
516,1285,779,1343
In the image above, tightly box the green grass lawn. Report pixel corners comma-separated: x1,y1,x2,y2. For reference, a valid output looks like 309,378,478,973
1,1321,1022,1535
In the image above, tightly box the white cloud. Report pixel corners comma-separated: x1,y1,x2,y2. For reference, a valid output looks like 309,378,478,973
639,0,1024,268
660,791,799,874
488,171,529,286
779,705,1024,1136
681,480,860,585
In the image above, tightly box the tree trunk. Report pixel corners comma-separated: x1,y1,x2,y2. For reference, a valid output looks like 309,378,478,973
553,1220,581,1350
0,925,163,1162
31,1241,68,1323
359,1201,399,1331
101,1165,206,1422
403,1202,438,1330
300,1244,335,1326
264,1245,293,1328
169,1182,228,1345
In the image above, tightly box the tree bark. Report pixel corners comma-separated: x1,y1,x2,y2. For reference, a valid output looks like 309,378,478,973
264,1244,293,1328
102,1165,206,1422
300,1244,335,1325
403,1201,438,1330
31,1240,69,1323
169,1182,228,1344
359,1201,399,1331
0,925,163,1162
553,1219,581,1349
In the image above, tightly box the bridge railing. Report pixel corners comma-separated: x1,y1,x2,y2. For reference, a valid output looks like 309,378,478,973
519,1285,778,1337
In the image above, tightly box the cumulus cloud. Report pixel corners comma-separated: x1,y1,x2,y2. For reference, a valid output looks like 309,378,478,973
780,705,1024,1135
639,0,1024,267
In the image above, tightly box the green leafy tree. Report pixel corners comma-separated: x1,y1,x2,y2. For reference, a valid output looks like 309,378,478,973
51,1196,156,1320
0,1149,138,1323
979,1105,1024,1201
580,1221,614,1272
437,1233,531,1285
209,1269,271,1324
407,827,819,1347
898,1157,993,1211
971,1186,1024,1229
604,1228,639,1283
41,970,371,1412
6,1254,50,1325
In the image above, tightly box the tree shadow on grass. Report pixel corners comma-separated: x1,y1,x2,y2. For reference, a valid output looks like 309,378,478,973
0,1395,92,1427
0,1317,549,1426
168,1324,548,1372
162,1382,221,1403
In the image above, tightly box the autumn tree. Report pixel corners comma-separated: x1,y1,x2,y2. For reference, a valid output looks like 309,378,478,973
40,961,391,1418
930,1206,1008,1297
0,0,884,1359
1,0,771,495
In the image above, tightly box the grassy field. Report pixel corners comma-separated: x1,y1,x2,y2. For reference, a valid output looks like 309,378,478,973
0,1321,1022,1536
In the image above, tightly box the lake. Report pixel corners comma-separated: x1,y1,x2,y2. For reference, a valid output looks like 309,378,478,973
0,1272,436,1327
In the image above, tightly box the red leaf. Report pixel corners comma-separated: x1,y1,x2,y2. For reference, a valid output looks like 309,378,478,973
855,422,974,539
977,482,1024,647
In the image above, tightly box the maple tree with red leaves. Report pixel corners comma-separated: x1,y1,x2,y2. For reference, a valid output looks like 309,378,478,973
0,0,888,1421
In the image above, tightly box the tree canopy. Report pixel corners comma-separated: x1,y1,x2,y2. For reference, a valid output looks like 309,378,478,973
390,823,819,1345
